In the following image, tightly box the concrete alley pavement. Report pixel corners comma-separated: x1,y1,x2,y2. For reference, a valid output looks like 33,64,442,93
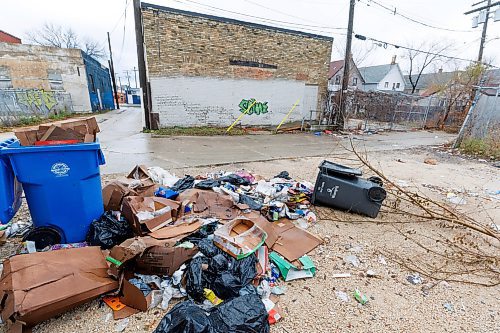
94,107,456,174
0,106,457,174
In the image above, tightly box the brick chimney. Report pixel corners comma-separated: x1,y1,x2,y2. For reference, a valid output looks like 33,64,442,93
391,55,397,65
438,68,443,73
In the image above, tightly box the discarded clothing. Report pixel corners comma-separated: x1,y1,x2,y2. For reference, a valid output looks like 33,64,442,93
170,176,195,193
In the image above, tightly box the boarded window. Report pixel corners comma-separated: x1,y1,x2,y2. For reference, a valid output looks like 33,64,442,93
0,66,12,89
48,71,63,90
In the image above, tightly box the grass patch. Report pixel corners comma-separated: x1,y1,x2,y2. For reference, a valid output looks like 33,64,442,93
460,136,500,160
146,126,248,136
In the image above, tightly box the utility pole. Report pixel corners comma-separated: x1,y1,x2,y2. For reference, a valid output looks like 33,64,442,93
107,32,120,110
133,0,151,129
339,0,355,130
464,0,499,63
478,0,491,62
118,76,123,93
133,67,138,88
124,70,132,91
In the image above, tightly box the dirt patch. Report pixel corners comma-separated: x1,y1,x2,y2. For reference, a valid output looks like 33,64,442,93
1,147,498,333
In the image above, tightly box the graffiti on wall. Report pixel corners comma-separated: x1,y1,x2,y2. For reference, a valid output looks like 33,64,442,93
0,89,73,125
15,90,58,111
238,98,269,115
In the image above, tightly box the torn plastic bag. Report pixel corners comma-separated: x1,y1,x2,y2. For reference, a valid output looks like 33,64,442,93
195,179,221,190
153,300,212,333
238,194,262,211
155,187,179,199
274,171,291,180
170,176,195,192
86,211,133,249
210,294,270,333
217,174,250,186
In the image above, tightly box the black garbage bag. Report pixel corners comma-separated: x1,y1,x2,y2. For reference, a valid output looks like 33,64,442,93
274,171,291,180
217,174,250,186
181,222,220,245
210,294,270,333
185,257,209,302
209,254,257,300
238,194,262,211
231,253,258,286
171,176,195,192
154,300,212,333
211,272,244,300
197,238,221,258
209,254,229,273
195,179,221,190
86,211,133,249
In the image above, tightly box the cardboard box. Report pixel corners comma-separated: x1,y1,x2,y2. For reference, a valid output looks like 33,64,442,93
121,196,181,235
135,245,198,275
213,217,267,259
102,181,133,211
14,117,100,146
0,247,118,330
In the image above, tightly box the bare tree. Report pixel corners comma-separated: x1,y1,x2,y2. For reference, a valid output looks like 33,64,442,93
403,41,452,94
430,63,484,128
25,23,106,59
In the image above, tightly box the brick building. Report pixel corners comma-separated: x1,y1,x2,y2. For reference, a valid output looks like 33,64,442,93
0,43,114,121
0,30,21,44
141,3,333,127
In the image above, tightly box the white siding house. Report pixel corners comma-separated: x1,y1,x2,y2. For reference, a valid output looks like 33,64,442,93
358,63,405,92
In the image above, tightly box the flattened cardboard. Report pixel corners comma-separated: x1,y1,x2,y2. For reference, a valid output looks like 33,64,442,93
0,247,118,330
269,219,323,262
177,189,240,220
149,218,202,240
121,196,180,235
13,128,39,146
269,252,316,282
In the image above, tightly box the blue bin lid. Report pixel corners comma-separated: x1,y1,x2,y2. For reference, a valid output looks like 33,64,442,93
0,138,23,224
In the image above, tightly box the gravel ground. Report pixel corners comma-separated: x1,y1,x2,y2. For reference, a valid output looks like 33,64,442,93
1,146,498,333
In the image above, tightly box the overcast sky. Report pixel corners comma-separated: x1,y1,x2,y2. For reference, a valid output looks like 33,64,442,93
2,0,499,84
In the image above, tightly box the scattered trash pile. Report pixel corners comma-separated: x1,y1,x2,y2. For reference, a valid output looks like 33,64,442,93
0,165,324,332
0,117,390,332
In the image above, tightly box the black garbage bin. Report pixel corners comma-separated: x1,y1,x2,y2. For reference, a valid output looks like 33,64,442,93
311,160,386,218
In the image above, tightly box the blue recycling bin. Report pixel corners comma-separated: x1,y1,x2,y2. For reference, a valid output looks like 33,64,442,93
0,138,105,244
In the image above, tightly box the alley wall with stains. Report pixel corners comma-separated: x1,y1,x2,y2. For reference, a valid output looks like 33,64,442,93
142,4,332,127
0,43,92,119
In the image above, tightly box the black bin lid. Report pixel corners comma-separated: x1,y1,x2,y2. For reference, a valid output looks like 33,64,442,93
319,160,363,177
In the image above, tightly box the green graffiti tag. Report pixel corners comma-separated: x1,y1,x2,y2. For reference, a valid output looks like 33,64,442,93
239,98,269,115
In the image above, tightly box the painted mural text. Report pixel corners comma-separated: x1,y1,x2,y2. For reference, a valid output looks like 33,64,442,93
238,98,269,115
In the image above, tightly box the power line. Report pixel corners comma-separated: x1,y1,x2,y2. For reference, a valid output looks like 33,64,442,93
359,0,474,33
174,0,347,31
354,33,499,68
241,0,328,26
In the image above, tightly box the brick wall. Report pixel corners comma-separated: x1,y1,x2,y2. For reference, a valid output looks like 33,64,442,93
141,5,332,127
